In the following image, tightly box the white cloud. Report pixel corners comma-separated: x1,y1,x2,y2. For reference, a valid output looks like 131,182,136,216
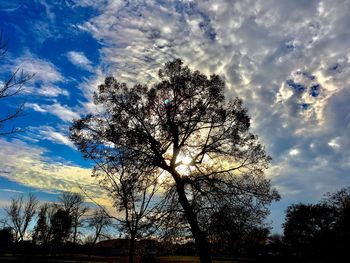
26,125,75,149
26,103,47,113
289,148,300,156
328,137,341,150
0,189,24,194
48,103,80,122
4,52,69,98
34,85,69,97
73,67,106,114
77,1,350,134
67,51,93,71
45,130,74,148
14,52,63,83
27,102,80,122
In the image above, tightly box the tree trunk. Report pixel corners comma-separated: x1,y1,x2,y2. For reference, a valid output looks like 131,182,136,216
175,180,212,263
89,227,102,259
128,234,136,263
166,112,212,262
73,224,77,244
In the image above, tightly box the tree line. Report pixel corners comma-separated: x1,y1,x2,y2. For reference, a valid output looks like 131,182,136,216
0,192,111,253
1,187,349,262
0,189,270,258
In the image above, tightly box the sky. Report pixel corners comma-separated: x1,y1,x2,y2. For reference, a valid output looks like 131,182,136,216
0,0,349,234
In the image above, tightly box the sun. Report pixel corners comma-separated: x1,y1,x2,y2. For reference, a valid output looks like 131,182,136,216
178,154,192,166
175,153,193,176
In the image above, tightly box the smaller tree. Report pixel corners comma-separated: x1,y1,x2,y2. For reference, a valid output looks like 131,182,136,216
92,163,167,263
50,208,72,247
282,188,350,261
59,192,89,243
32,204,50,247
203,200,270,257
32,203,73,249
4,193,38,242
323,187,350,257
283,203,336,260
87,208,111,249
0,227,14,251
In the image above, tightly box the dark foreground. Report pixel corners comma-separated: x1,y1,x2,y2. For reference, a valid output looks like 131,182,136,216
0,254,288,263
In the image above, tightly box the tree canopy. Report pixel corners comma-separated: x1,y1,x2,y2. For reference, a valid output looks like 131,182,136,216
70,59,279,263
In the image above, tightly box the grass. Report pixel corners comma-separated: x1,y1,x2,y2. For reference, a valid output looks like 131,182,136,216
154,256,239,263
0,254,247,263
0,254,134,262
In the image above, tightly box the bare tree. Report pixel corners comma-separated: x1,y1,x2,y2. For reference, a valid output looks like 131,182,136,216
58,192,89,244
70,59,279,263
87,208,111,249
4,193,38,242
91,162,168,263
0,32,33,136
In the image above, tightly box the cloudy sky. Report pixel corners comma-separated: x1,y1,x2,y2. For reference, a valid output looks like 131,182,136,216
0,0,350,233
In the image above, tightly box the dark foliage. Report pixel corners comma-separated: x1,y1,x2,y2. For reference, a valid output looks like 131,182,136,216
201,192,272,257
283,203,336,260
51,208,73,247
0,227,14,251
32,204,50,247
283,187,350,262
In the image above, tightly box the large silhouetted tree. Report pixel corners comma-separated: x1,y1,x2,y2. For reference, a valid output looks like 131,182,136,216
70,59,279,263
0,33,33,136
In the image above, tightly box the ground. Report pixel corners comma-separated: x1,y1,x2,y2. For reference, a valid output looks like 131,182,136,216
0,254,250,262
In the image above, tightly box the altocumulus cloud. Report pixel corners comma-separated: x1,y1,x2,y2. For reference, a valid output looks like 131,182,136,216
23,125,76,149
76,0,350,214
1,0,350,233
27,102,80,122
67,51,94,72
12,52,69,97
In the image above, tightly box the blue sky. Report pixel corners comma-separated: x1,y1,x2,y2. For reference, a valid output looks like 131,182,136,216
0,0,350,234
